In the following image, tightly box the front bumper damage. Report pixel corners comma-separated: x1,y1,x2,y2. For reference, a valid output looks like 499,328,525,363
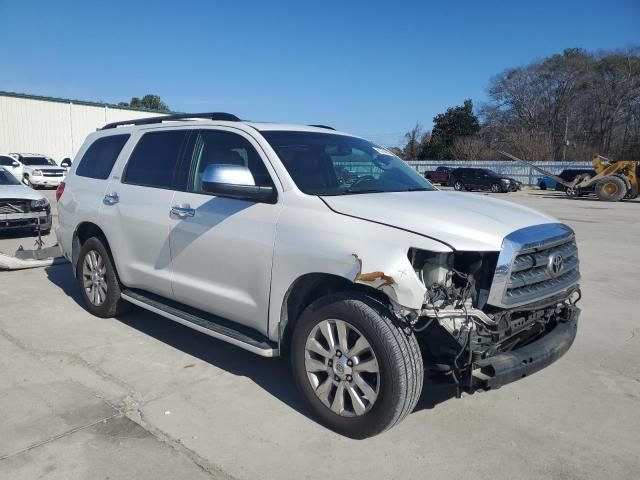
0,211,51,231
471,304,579,390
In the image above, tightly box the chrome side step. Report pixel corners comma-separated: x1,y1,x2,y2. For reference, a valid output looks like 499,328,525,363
121,289,279,357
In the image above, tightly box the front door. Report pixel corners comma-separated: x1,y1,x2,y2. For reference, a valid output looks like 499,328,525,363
168,128,281,336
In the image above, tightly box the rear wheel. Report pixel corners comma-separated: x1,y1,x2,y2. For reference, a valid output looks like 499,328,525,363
539,182,547,190
76,237,130,318
291,293,423,438
454,180,465,191
595,176,628,202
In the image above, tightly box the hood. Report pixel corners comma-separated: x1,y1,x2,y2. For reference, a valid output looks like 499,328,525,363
322,191,556,251
0,184,47,201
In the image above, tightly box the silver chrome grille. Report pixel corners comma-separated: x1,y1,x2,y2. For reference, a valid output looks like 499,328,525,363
42,170,65,177
488,223,581,308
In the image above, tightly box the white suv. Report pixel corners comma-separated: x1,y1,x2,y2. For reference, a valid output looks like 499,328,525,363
10,153,66,188
56,113,581,438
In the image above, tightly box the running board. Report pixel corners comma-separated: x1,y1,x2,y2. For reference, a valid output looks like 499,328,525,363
121,289,279,357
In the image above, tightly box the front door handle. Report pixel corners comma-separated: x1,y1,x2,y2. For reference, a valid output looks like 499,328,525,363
103,192,119,205
170,204,195,218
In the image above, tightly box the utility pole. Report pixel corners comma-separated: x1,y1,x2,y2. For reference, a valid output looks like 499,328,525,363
562,114,569,161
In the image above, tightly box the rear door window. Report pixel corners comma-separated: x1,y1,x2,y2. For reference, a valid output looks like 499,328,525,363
123,130,190,189
75,134,130,179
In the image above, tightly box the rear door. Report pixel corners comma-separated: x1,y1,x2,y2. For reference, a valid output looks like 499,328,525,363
168,128,281,336
100,129,191,299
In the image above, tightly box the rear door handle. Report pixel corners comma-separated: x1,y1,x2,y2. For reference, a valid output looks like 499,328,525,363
170,204,195,218
103,192,119,205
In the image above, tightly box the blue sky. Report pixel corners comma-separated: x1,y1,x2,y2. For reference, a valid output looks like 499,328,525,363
1,0,638,146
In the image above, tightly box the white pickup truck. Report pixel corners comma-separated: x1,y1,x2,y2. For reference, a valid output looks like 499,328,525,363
56,113,581,438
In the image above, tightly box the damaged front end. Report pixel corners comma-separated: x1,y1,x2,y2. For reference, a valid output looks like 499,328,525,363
406,223,581,395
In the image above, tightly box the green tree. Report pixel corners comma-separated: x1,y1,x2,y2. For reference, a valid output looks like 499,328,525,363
120,94,170,112
428,99,480,159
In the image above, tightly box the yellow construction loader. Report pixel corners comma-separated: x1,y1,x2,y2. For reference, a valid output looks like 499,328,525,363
500,152,639,202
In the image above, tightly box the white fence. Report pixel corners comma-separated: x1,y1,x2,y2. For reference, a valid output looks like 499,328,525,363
407,160,592,185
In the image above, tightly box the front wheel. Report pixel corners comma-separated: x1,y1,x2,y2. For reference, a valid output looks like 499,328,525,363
291,293,423,438
595,176,628,202
490,183,502,193
453,180,465,191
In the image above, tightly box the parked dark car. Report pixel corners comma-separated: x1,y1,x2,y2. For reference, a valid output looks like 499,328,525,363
449,168,518,193
423,166,452,185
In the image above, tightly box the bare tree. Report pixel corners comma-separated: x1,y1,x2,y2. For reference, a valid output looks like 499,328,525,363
450,135,490,160
480,48,640,160
403,123,423,160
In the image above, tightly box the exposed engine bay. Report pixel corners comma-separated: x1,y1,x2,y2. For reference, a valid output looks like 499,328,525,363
407,248,581,395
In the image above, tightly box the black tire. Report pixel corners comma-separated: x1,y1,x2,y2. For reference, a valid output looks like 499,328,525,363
453,180,465,191
76,236,130,318
539,182,547,190
291,293,423,439
490,183,502,193
595,175,628,202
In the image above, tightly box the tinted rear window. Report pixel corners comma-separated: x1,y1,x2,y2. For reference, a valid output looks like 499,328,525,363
123,130,189,189
76,135,130,179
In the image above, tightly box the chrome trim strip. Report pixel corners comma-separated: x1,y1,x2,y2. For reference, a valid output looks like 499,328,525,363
487,223,580,308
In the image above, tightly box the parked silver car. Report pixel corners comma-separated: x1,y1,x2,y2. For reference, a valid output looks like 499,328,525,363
0,167,51,234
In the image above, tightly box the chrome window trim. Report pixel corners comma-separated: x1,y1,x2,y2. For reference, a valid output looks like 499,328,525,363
487,223,580,308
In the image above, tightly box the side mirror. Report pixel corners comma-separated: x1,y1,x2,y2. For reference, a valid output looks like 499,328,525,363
12,161,20,168
61,158,72,167
201,164,276,203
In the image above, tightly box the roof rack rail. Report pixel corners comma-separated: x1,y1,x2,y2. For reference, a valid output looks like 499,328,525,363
100,112,241,130
308,124,335,130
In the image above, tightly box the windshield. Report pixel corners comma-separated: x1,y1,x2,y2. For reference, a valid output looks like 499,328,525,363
0,169,21,185
261,131,435,195
19,156,57,166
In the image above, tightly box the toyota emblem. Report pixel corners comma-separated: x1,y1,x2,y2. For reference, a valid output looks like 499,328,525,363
548,253,564,277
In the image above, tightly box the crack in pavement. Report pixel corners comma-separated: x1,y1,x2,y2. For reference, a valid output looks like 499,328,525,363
0,325,234,480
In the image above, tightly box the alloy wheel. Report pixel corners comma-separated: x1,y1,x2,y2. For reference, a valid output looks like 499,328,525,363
454,181,464,191
82,250,108,306
491,183,501,193
304,319,380,417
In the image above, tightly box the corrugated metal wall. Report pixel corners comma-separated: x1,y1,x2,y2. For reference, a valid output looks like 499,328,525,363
0,94,163,161
407,160,593,185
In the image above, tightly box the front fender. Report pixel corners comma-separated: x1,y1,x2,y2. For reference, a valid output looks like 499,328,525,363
267,194,451,341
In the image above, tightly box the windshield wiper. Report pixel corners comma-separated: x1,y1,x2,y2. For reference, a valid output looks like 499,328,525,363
405,187,432,191
344,188,387,194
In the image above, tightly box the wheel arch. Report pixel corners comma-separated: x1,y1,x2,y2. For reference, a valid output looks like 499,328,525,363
71,222,111,276
278,272,392,356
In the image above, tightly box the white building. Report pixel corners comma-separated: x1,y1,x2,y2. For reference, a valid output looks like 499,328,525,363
0,91,166,161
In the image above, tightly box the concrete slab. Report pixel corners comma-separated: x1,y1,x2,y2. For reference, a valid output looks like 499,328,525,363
0,188,639,479
1,415,215,480
0,336,116,458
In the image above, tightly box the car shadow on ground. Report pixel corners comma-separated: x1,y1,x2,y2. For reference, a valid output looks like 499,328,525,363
45,263,457,422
